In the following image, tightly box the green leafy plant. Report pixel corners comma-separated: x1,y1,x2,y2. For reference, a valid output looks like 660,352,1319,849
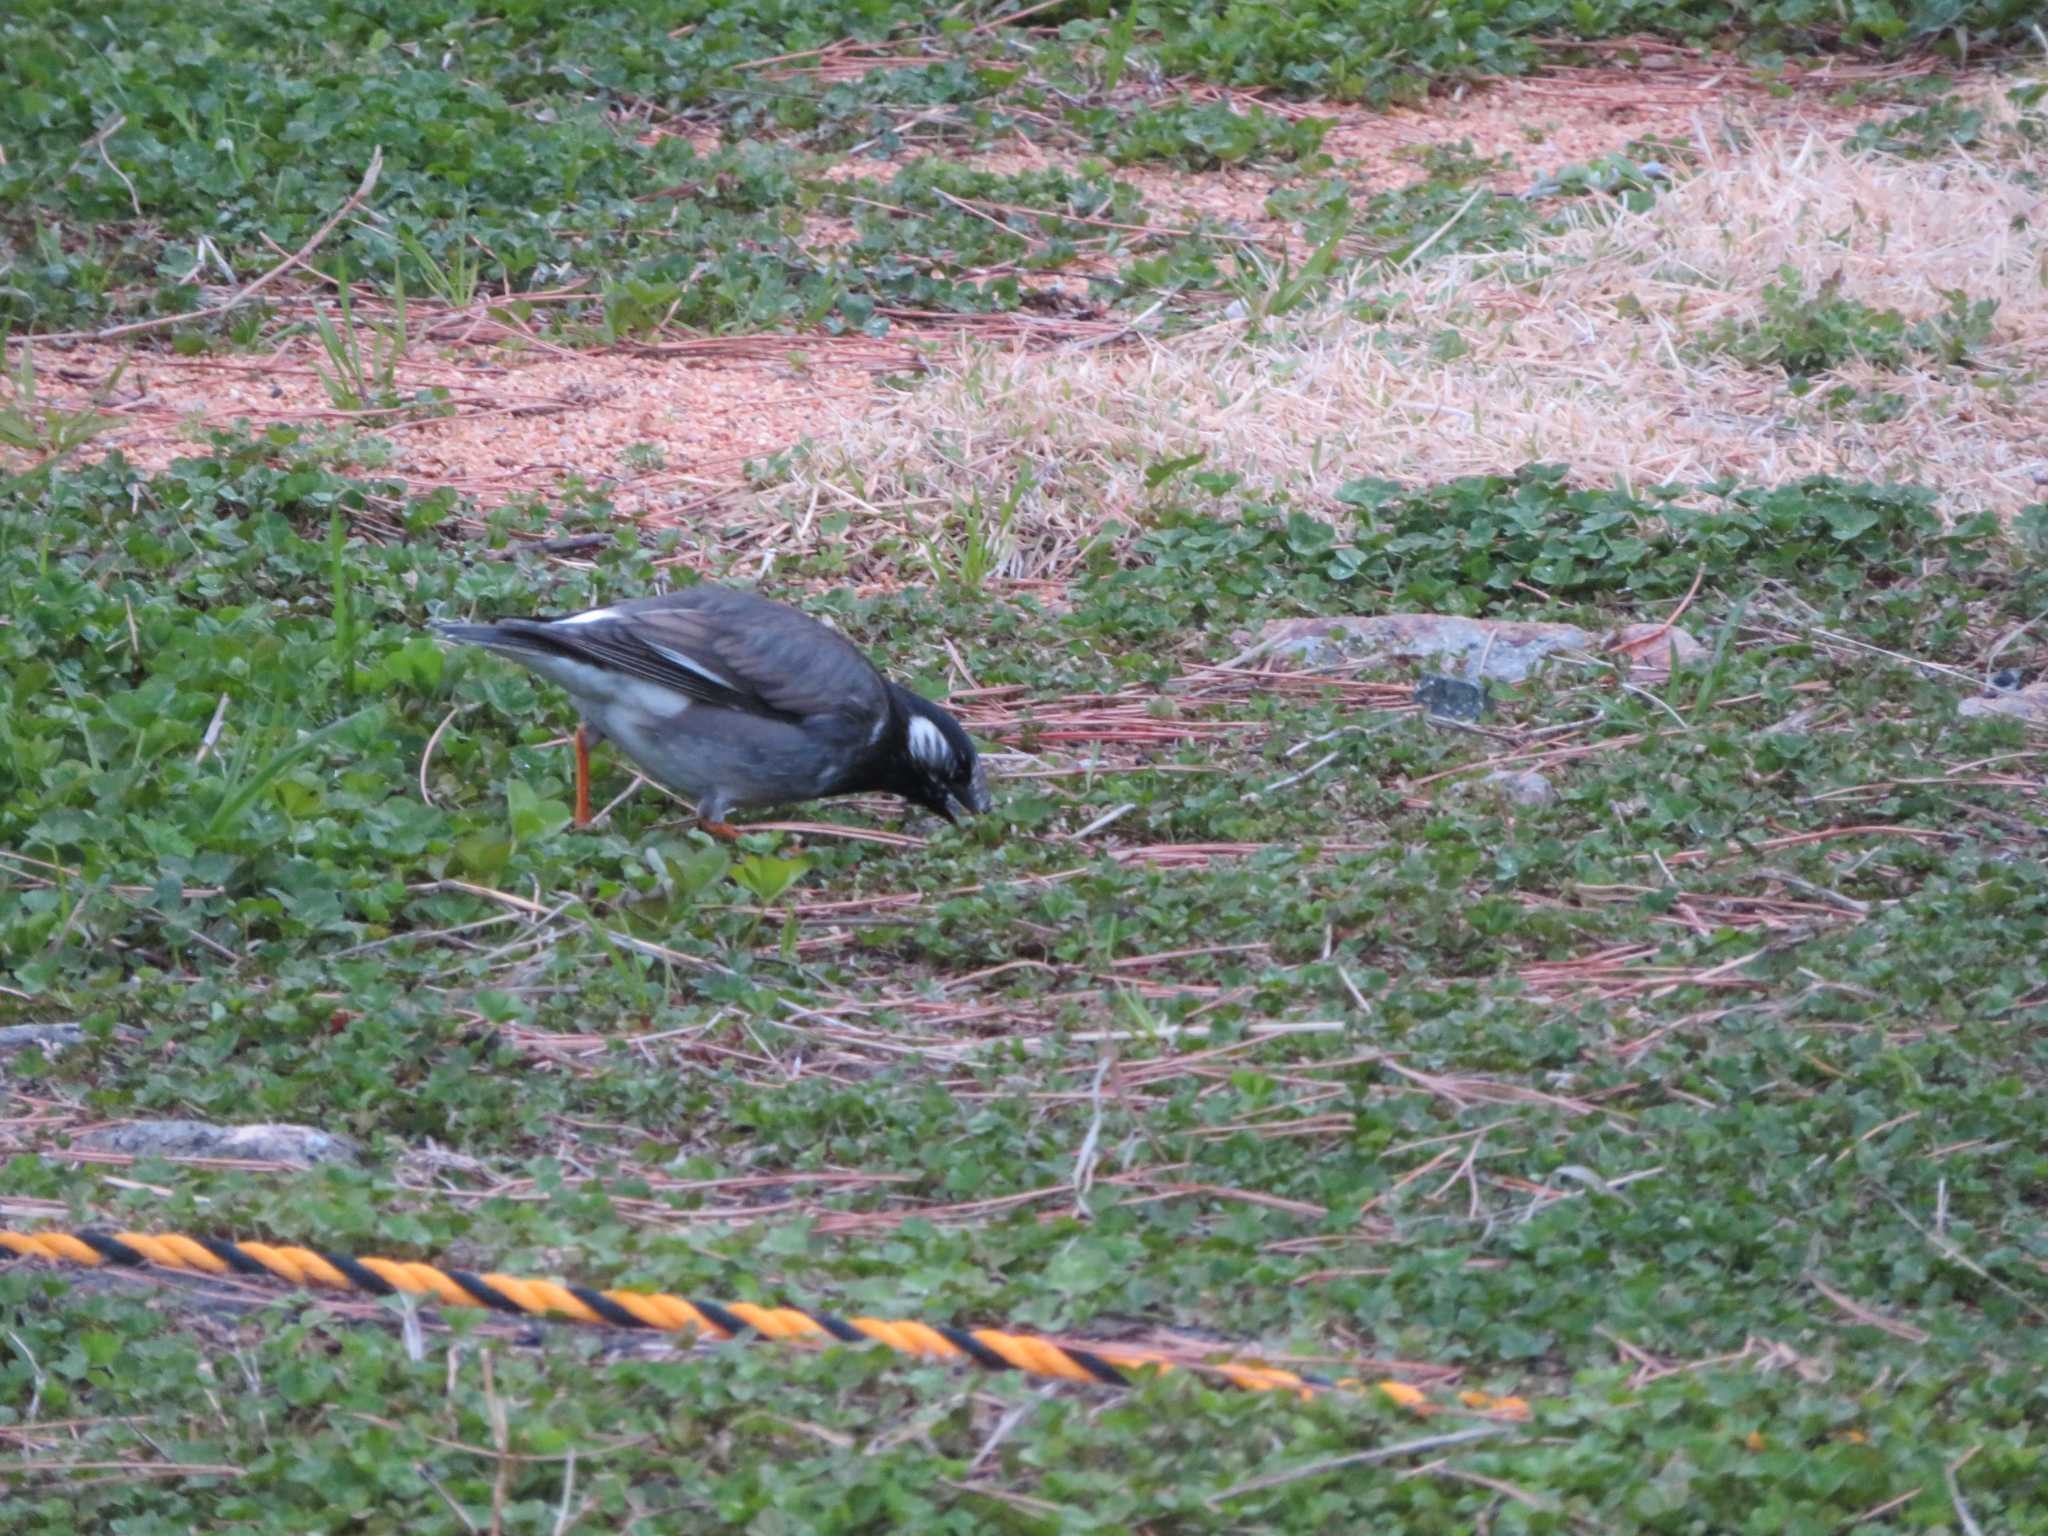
1849,97,1989,158
310,265,410,411
1706,267,1999,379
621,441,668,474
0,338,125,484
729,851,814,904
1905,285,1999,366
505,778,575,847
328,509,357,692
1100,0,1141,94
1079,464,2003,644
1523,149,1672,212
2,442,2045,1532
1079,98,1333,170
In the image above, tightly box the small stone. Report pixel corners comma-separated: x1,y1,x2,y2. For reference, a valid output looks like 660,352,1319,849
1958,681,2048,727
1256,614,1593,683
1484,769,1557,807
0,1023,89,1056
1606,622,1705,675
1765,705,1822,738
77,1120,364,1167
1414,674,1491,720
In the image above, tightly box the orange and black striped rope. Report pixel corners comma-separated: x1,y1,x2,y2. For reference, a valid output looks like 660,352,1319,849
0,1228,1527,1416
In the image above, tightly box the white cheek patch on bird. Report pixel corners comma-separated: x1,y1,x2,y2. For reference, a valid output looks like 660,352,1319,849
906,715,952,771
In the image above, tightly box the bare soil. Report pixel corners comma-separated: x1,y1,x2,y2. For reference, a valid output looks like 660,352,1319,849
8,60,1982,528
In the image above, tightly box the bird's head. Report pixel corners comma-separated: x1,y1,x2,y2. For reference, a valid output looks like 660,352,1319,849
890,687,992,825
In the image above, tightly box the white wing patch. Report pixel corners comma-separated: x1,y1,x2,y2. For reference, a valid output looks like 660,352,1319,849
906,714,951,769
556,606,618,626
522,656,690,719
619,678,694,717
650,642,739,694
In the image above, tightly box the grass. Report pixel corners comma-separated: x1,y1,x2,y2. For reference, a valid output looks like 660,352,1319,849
3,3,2047,1531
789,107,2046,553
1083,99,1335,169
307,267,417,414
1126,0,2039,99
1703,268,2001,379
1,0,2036,336
0,341,123,477
1,436,2044,1530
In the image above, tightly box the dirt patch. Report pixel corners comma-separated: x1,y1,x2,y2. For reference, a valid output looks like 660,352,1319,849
4,61,1998,525
12,334,890,517
772,99,2048,565
829,60,1898,253
1324,60,1893,189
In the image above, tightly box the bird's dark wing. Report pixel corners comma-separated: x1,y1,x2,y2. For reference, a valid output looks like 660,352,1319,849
526,588,889,724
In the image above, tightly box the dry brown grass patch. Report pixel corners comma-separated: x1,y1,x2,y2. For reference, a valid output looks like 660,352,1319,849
771,100,2045,572
7,66,2028,550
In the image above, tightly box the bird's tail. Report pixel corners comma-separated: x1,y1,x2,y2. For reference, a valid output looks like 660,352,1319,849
430,619,560,660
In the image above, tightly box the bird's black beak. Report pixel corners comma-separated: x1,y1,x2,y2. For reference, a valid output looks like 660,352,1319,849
955,761,992,818
925,761,988,825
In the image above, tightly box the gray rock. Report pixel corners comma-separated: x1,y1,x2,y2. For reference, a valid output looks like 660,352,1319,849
1764,705,1823,738
1484,769,1557,807
77,1120,363,1167
1958,682,2048,727
0,1023,89,1056
1254,614,1594,684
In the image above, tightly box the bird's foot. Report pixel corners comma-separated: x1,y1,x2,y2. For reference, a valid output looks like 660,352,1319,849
698,818,743,843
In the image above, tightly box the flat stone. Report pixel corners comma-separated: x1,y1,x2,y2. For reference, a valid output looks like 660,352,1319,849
1764,705,1823,738
1484,769,1557,807
0,1024,89,1055
1257,614,1594,683
77,1120,364,1167
1958,682,2048,726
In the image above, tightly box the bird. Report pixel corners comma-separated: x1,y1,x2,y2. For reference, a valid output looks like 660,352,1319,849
431,585,992,839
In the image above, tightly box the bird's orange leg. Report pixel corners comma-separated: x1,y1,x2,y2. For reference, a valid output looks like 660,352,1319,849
572,724,592,827
698,817,742,842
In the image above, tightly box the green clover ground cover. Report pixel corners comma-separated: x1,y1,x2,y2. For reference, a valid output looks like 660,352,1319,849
3,2,2047,1528
1,440,2044,1530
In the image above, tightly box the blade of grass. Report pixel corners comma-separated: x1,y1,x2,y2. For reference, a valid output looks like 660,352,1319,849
205,705,380,839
